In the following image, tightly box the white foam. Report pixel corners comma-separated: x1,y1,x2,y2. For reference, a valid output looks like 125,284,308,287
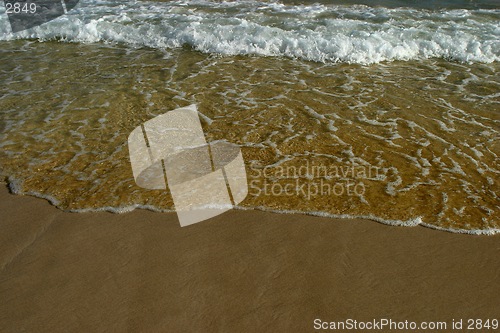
0,0,498,64
233,206,500,235
5,177,499,235
6,176,174,213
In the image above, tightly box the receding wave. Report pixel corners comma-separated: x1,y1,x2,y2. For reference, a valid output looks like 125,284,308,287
0,0,499,64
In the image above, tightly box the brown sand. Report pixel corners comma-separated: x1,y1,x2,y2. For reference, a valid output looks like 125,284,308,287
0,183,499,332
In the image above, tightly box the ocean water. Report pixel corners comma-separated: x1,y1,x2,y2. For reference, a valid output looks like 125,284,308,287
282,0,500,10
1,0,499,64
0,0,498,234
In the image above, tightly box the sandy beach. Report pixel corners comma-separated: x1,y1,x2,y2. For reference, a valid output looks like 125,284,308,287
1,183,499,332
1,1,499,331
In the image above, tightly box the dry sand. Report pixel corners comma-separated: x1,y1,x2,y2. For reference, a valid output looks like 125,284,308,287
0,183,499,332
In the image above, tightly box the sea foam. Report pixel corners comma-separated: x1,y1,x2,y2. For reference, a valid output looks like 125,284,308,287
7,175,500,235
0,0,498,64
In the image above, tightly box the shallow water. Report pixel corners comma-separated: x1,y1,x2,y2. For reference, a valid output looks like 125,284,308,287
0,40,498,233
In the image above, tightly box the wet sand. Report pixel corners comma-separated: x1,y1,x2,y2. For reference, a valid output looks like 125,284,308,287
0,183,499,332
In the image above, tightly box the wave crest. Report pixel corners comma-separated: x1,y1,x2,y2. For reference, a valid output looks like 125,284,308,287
0,1,499,64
